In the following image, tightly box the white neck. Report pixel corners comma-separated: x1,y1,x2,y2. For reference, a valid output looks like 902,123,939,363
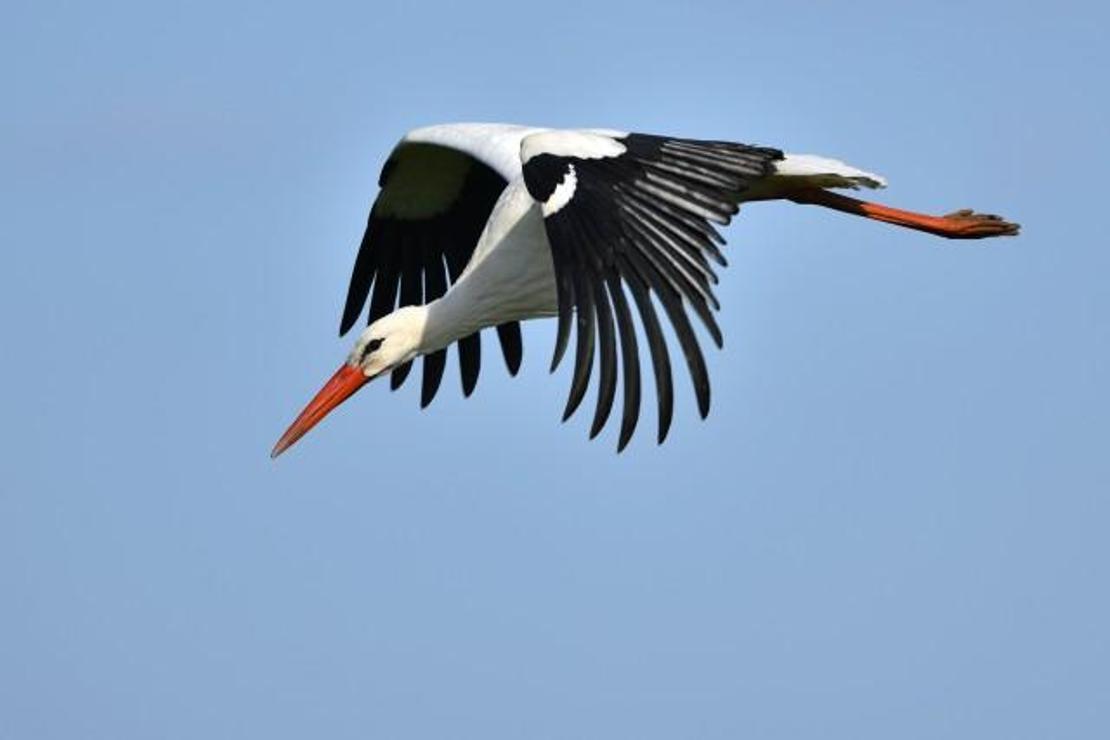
405,182,561,355
417,291,489,353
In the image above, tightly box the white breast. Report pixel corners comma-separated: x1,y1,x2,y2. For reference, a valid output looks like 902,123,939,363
421,181,558,351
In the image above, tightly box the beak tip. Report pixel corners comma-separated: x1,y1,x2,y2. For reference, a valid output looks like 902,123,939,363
271,364,368,460
269,437,290,459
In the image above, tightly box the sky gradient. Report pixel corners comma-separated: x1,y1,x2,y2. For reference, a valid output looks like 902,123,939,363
2,1,1108,738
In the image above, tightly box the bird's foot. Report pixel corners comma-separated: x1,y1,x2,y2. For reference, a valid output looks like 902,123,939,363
937,209,1020,239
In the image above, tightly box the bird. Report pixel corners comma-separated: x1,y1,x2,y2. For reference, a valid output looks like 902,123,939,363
271,123,1018,457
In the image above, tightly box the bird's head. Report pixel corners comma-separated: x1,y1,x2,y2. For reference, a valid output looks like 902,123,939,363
349,307,425,377
271,306,426,458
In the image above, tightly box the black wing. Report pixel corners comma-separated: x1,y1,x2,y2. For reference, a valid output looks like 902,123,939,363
340,142,523,407
521,131,783,449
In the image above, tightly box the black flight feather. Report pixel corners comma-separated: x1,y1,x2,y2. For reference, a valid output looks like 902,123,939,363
523,131,782,446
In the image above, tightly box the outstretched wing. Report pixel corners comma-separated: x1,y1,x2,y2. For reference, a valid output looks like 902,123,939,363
520,130,783,449
340,139,523,407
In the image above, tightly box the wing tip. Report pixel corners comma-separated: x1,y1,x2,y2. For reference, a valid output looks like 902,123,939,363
338,312,357,337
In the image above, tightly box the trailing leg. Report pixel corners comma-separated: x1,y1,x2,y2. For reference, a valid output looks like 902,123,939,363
788,188,1019,239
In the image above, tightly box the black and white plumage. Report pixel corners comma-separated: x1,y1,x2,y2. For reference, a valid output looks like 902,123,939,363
337,141,521,407
520,131,784,448
272,123,1019,457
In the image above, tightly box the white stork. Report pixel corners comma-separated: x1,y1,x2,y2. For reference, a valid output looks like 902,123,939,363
271,123,1018,457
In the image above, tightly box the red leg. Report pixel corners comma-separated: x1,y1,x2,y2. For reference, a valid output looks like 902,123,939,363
788,188,1019,239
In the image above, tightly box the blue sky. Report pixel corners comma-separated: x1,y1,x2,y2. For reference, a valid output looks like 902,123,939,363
2,0,1107,737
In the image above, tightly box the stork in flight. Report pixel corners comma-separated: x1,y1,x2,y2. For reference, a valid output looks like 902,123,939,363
271,123,1018,457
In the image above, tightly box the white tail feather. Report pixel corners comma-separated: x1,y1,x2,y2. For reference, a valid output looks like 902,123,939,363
774,153,886,189
739,152,886,202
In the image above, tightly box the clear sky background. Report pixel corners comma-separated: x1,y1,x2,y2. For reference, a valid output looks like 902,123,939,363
2,1,1107,738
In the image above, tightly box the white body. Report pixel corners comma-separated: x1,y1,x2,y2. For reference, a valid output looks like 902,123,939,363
423,182,558,349
381,123,885,360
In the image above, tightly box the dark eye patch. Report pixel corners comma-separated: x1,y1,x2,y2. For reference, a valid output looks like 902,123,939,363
362,338,383,360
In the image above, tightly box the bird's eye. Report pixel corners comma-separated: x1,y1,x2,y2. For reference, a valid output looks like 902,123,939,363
362,338,383,359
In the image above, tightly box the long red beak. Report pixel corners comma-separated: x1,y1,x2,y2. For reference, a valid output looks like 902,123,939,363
271,364,369,458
